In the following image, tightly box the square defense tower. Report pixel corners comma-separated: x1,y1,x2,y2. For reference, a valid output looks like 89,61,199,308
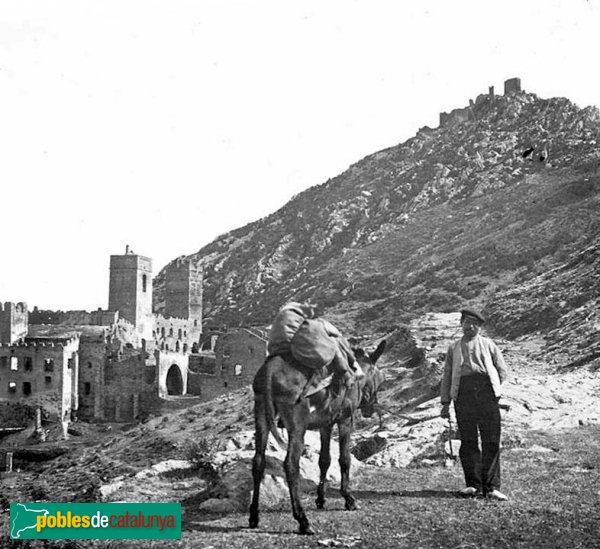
165,258,203,324
108,247,153,338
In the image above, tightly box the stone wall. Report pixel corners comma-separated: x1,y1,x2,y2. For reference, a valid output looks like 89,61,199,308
213,329,267,394
78,334,108,419
103,349,156,421
29,308,119,327
439,105,474,128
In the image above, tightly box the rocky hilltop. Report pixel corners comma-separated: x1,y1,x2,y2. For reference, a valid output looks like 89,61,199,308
155,84,600,368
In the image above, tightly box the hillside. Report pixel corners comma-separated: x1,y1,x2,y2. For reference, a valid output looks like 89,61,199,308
154,86,599,371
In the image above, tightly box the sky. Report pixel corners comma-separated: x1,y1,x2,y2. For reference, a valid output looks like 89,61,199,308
1,0,599,311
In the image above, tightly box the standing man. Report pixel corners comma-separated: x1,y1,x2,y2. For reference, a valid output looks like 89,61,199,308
440,308,509,500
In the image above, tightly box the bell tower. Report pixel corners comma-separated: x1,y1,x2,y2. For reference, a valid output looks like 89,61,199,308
108,245,153,338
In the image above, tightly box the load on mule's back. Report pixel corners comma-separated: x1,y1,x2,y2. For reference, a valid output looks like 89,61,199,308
249,301,386,535
266,301,364,390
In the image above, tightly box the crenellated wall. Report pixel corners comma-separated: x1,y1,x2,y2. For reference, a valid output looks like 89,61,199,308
153,314,201,355
0,336,79,423
0,302,29,344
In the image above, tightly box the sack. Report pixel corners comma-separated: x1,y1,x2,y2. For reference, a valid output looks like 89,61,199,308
290,319,337,369
267,305,307,355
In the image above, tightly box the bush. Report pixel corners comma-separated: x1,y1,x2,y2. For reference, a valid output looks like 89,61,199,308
185,437,221,479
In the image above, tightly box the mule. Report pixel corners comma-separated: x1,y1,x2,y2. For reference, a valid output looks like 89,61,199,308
248,340,386,535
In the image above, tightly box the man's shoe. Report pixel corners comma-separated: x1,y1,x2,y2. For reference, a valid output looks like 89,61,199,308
457,486,481,497
487,489,508,501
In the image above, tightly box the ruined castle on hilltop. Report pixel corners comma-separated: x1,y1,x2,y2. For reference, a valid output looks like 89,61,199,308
0,247,267,430
438,77,522,128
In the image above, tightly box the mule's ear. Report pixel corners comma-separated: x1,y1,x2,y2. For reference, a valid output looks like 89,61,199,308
370,340,386,364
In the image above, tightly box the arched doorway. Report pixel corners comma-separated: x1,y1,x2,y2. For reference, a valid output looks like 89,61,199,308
166,364,184,395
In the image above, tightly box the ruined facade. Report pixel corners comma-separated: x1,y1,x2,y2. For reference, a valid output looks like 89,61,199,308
0,326,79,430
1,248,264,428
188,328,267,401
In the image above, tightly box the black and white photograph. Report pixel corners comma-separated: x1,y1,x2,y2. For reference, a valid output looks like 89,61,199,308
1,1,599,547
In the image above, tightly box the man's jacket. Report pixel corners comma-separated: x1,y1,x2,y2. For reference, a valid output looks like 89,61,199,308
440,335,508,404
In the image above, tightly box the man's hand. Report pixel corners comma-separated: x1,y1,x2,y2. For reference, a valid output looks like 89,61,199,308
440,403,450,419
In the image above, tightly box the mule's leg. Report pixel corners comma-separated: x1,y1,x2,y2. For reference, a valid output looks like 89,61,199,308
338,420,357,511
284,423,313,535
249,398,269,528
316,425,332,510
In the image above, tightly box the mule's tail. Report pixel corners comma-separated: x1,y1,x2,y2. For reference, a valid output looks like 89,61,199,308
261,357,285,446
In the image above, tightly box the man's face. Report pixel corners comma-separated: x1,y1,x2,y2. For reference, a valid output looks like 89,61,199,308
461,316,482,338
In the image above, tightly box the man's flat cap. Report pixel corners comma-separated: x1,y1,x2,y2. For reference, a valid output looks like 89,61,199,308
460,308,486,324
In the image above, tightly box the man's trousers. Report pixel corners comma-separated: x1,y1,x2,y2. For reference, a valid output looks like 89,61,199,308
454,374,501,494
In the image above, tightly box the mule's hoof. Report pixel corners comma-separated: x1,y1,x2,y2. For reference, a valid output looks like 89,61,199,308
345,500,358,511
248,518,259,529
315,499,325,510
299,526,315,536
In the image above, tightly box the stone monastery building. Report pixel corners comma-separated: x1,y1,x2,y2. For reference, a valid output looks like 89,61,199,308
0,247,266,429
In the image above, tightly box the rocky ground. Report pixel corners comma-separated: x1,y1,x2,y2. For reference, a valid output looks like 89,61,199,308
1,312,600,547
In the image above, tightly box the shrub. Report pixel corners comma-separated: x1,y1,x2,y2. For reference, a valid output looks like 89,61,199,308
185,437,222,480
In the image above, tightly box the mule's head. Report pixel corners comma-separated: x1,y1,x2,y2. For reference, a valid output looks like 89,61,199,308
354,340,386,418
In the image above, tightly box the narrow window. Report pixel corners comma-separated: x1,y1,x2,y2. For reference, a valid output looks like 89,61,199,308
169,327,174,337
0,357,7,367
24,357,33,371
142,274,147,293
183,343,188,353
84,382,91,395
88,361,93,369
23,382,32,395
67,358,74,370
194,319,198,327
8,381,17,393
10,357,18,371
178,329,182,339
45,376,52,385
175,341,180,352
161,327,165,338
44,359,54,372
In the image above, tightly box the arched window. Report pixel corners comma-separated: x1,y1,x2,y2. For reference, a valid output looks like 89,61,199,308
142,274,147,293
178,329,183,339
